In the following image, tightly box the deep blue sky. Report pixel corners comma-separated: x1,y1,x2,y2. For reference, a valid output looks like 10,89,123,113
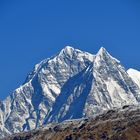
0,0,140,100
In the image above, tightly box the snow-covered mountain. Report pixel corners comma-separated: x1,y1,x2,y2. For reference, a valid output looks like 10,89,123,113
127,68,140,89
0,46,140,137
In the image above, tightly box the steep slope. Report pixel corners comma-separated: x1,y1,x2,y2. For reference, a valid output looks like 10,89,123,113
44,64,94,123
44,48,140,124
0,46,140,138
84,48,140,116
127,68,140,88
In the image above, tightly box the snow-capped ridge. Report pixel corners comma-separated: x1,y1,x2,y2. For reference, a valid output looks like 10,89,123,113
60,46,90,57
96,47,107,55
95,47,120,63
127,68,140,88
127,68,140,74
25,46,94,84
24,59,49,83
63,46,75,51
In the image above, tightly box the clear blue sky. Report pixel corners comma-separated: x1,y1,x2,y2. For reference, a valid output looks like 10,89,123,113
0,0,140,100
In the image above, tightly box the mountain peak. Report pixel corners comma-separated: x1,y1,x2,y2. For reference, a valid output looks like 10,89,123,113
96,47,108,56
95,47,120,64
59,46,75,56
59,46,86,58
64,46,75,50
63,46,76,53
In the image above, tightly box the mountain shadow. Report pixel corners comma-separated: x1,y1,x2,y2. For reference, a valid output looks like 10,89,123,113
44,64,93,124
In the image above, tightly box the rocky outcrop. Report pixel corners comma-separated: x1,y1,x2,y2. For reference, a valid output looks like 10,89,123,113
4,105,140,140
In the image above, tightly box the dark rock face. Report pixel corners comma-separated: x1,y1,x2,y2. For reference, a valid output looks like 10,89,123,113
3,105,140,140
